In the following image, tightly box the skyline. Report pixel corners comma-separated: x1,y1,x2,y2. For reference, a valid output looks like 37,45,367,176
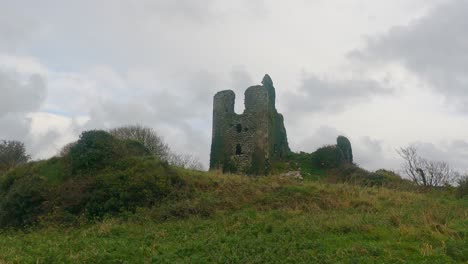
1,0,467,172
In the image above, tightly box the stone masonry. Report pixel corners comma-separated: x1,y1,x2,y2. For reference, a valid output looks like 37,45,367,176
209,74,290,175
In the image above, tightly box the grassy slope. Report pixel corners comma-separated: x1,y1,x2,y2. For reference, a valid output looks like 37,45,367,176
0,169,467,263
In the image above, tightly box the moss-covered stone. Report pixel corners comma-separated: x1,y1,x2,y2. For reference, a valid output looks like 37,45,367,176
337,136,353,163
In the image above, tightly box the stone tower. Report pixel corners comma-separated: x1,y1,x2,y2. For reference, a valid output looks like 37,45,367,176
210,74,290,175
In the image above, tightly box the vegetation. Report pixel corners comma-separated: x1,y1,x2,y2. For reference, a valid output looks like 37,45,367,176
311,145,345,169
109,125,204,171
397,146,458,187
457,175,468,198
0,131,183,227
0,140,30,173
109,125,170,161
0,131,466,262
0,167,466,263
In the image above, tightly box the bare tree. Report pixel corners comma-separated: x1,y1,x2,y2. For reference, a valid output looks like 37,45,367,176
0,140,31,172
397,146,457,187
108,124,205,170
168,152,205,171
109,125,170,161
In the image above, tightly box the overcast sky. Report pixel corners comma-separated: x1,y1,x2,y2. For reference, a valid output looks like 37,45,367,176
1,0,468,172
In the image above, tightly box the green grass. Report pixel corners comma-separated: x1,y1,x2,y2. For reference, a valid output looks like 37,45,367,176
0,169,466,263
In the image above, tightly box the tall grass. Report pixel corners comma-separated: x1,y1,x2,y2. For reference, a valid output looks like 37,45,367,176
0,167,466,263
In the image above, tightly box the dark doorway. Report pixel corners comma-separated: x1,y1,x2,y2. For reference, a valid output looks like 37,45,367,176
236,144,242,155
236,124,242,133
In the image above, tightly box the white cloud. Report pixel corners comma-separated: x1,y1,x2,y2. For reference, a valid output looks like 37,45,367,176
2,0,467,173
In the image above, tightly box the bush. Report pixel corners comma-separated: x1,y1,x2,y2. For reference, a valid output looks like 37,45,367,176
82,157,184,218
109,125,170,161
0,156,186,227
50,157,185,220
456,176,468,198
69,130,151,173
311,145,345,169
0,173,47,227
364,169,402,187
0,140,30,174
69,130,119,173
0,130,163,227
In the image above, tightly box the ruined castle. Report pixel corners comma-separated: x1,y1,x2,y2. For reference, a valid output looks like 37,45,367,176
209,74,290,174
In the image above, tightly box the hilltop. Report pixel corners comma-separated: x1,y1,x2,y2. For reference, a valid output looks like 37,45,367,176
0,132,466,263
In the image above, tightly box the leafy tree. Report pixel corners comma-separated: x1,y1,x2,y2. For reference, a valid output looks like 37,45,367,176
57,142,77,157
0,140,31,173
69,130,121,172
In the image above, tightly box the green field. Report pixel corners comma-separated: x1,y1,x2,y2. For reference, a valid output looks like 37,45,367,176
0,169,466,263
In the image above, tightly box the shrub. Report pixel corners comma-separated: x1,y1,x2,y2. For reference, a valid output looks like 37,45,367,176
0,140,30,174
109,125,170,161
0,173,47,227
0,159,70,227
56,157,184,218
69,130,151,173
0,156,186,227
57,142,77,157
121,140,152,157
364,169,402,187
311,145,345,169
456,176,468,198
69,130,120,173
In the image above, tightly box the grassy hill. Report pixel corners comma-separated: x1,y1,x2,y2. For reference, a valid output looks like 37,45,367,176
0,131,466,263
0,161,467,263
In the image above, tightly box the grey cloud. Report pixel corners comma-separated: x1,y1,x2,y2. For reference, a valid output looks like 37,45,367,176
0,4,39,51
0,69,46,137
287,74,391,113
0,114,31,141
70,68,244,167
26,129,61,159
0,69,48,158
296,126,342,153
353,136,390,170
351,0,468,111
0,71,46,116
112,0,268,23
409,140,468,172
230,67,253,95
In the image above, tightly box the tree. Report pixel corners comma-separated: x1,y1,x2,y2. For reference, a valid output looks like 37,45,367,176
0,140,31,172
109,125,170,161
69,130,120,172
168,153,205,171
397,146,457,187
57,141,77,157
109,125,205,170
456,175,468,198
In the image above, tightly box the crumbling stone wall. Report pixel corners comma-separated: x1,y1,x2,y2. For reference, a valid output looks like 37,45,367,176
210,74,290,175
